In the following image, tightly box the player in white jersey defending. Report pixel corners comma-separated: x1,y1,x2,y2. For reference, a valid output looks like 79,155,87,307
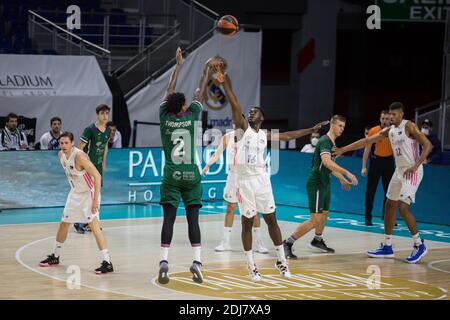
214,67,328,281
38,132,113,274
335,102,433,263
202,121,268,254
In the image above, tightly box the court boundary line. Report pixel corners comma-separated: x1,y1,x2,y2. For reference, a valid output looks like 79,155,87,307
14,223,450,300
427,259,450,274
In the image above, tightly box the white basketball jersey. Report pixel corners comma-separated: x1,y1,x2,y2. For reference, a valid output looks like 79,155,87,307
60,147,94,193
225,131,240,173
389,120,421,168
235,125,267,177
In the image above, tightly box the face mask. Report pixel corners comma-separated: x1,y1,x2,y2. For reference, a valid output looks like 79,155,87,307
311,138,319,146
421,128,429,135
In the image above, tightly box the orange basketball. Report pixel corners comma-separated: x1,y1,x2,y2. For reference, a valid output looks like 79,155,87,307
216,15,239,36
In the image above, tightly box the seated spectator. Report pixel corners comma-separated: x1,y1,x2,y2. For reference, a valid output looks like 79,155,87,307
0,113,28,151
301,131,320,153
40,117,62,150
352,126,369,158
107,121,122,148
421,119,442,164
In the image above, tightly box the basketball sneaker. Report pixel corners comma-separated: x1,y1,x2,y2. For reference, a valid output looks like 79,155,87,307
158,260,170,284
190,260,203,284
367,243,394,258
74,223,85,234
215,240,232,252
247,264,262,282
255,239,269,254
309,238,335,253
406,239,427,264
95,260,114,274
275,261,292,278
39,254,59,267
283,240,297,259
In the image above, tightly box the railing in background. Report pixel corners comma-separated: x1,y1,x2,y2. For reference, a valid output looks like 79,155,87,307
114,0,219,99
31,9,178,53
414,98,450,150
28,10,112,73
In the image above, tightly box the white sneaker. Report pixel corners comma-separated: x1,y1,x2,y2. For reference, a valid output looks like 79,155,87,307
215,240,232,252
254,239,269,254
247,264,262,282
275,260,291,278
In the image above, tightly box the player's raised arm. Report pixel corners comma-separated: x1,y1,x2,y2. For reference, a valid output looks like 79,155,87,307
215,72,248,131
77,153,102,213
267,121,329,141
334,127,389,156
164,47,183,100
193,60,212,105
202,134,228,176
403,121,433,179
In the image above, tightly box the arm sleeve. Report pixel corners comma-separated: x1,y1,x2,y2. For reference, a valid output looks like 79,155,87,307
319,139,332,156
80,127,91,143
189,101,203,118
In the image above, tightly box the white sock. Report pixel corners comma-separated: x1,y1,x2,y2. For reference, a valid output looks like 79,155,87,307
53,241,63,257
253,227,261,242
223,227,232,243
193,246,201,262
385,234,392,246
160,246,169,262
314,233,323,241
412,233,421,246
275,245,287,264
245,250,255,267
100,249,110,263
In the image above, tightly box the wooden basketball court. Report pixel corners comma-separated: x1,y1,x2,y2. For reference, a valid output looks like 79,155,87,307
1,204,449,300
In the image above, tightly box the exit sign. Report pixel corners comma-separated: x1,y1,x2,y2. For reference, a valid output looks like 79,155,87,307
376,0,450,22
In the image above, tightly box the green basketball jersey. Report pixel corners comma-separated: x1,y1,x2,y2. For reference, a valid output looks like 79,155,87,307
80,123,111,175
159,100,202,167
308,134,336,184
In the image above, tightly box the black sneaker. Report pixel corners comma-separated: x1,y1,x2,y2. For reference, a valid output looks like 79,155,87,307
74,223,85,234
190,260,204,284
39,254,60,267
309,238,335,253
95,261,114,274
158,260,170,284
365,220,373,226
283,240,297,259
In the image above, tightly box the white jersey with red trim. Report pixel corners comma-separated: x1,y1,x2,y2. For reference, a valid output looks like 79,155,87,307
235,125,267,177
59,147,94,193
389,120,421,169
225,130,242,173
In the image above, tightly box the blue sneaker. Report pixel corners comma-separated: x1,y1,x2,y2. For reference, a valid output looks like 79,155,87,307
367,243,395,258
406,239,427,264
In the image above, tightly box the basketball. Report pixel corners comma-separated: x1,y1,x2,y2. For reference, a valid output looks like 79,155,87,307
216,15,239,36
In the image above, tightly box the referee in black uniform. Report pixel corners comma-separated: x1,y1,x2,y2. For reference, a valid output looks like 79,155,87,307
361,110,395,226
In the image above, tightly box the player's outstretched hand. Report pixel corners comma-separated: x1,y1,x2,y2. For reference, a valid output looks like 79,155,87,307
333,147,344,157
312,120,330,132
340,178,352,191
201,165,210,176
176,47,183,65
346,171,358,186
